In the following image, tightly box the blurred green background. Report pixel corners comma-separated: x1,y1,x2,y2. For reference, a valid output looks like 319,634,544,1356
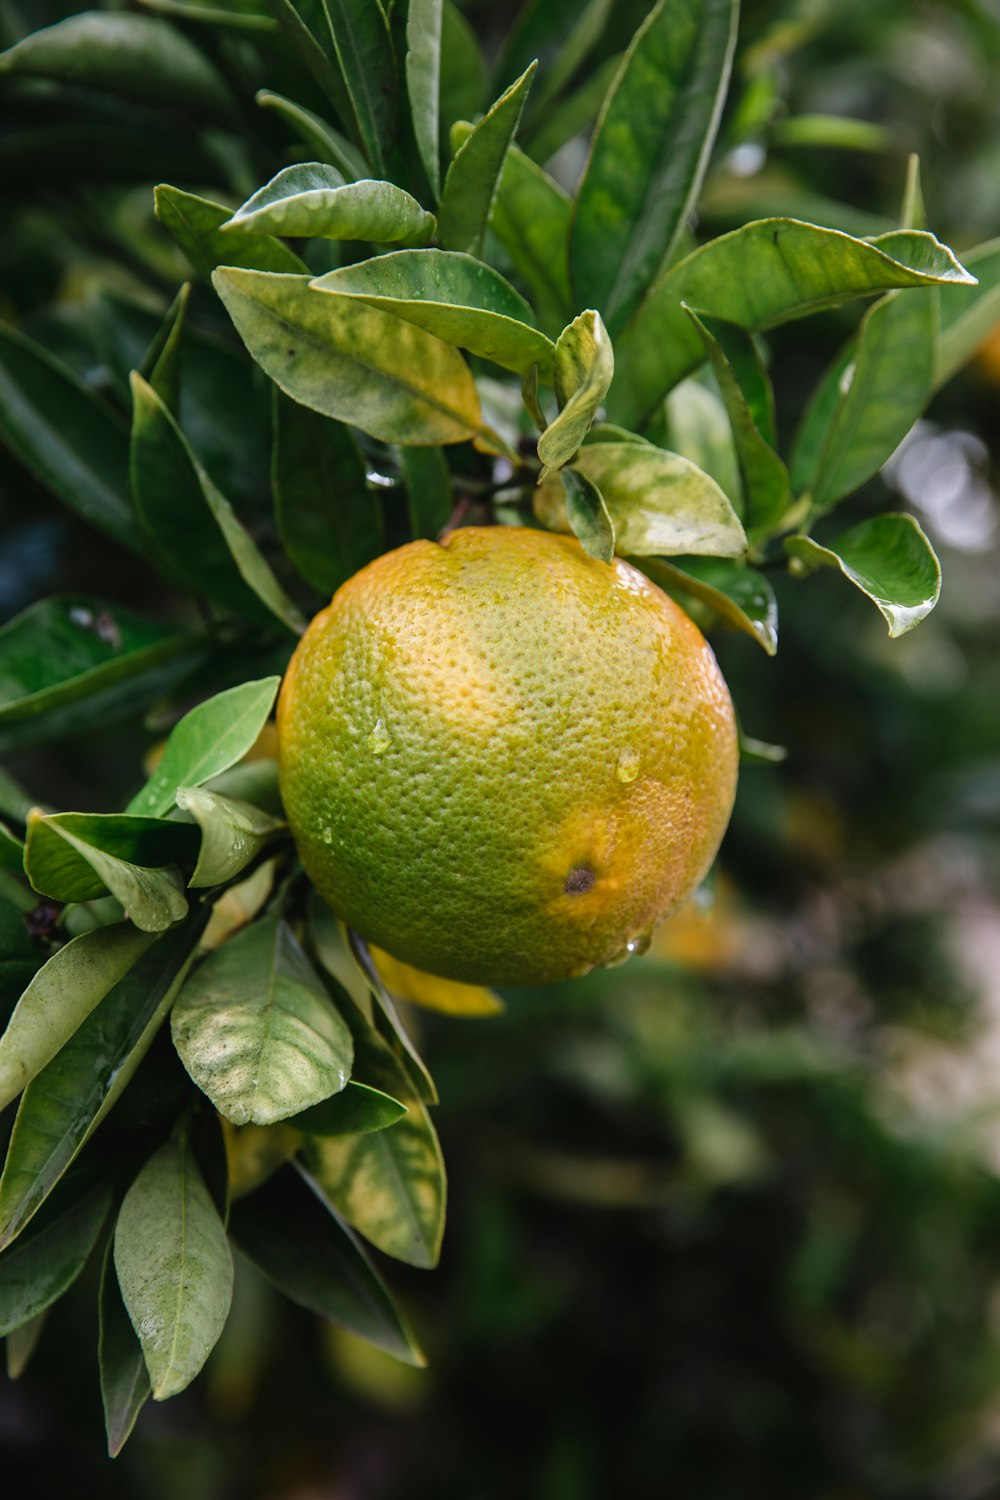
2,0,1000,1495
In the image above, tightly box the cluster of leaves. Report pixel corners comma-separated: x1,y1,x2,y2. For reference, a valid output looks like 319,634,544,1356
2,0,1000,1459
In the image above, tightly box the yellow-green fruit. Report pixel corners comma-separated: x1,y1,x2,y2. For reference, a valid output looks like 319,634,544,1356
277,526,738,986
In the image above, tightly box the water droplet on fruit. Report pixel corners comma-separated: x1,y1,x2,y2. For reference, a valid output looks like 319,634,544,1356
616,747,639,783
322,826,333,844
369,718,392,755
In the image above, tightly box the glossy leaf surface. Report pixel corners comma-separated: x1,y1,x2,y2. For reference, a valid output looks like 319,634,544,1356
224,165,435,245
213,269,482,446
561,468,615,563
0,1179,112,1337
538,309,614,474
438,63,536,255
406,0,443,199
785,514,941,636
642,557,778,655
114,1133,233,1399
24,811,195,929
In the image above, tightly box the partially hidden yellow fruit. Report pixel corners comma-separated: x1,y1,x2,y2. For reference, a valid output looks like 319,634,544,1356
277,526,738,987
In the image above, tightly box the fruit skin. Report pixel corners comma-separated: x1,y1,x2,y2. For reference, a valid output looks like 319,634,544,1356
278,526,738,987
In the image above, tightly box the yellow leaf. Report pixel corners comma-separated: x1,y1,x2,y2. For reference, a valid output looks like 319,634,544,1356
370,946,504,1017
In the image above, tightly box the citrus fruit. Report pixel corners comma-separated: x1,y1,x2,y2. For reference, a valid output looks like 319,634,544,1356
277,526,738,986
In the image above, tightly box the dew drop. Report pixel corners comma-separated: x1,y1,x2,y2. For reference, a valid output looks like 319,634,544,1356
322,825,333,844
616,747,640,784
369,718,392,755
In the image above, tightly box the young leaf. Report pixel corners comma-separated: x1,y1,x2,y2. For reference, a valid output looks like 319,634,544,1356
171,912,353,1126
640,557,778,655
611,221,977,429
401,446,452,540
0,924,157,1110
320,0,396,176
136,0,278,32
24,810,197,929
6,1308,46,1379
127,677,281,818
790,289,937,509
482,140,573,336
139,281,189,414
785,514,941,637
311,249,555,377
406,0,443,200
255,90,368,181
684,307,789,538
0,12,238,124
0,915,207,1251
213,268,482,446
130,372,306,634
175,786,285,888
153,185,307,281
98,1238,150,1458
369,946,503,1018
223,166,436,245
537,441,747,557
303,1067,446,1269
0,1179,112,1338
272,393,383,596
0,324,137,554
114,1132,233,1400
937,237,1000,386
570,0,738,334
230,1165,424,1363
293,1080,407,1136
437,62,537,255
0,595,204,757
561,468,615,564
537,309,614,475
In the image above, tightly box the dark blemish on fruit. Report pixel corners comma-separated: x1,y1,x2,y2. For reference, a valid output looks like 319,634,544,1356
565,866,596,895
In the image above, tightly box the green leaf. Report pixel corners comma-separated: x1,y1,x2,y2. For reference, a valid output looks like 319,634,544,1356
570,0,738,334
785,514,941,636
223,165,435,246
538,441,747,557
790,290,938,508
137,0,277,32
349,934,438,1107
302,1018,446,1267
0,916,206,1250
255,90,369,180
0,323,136,554
438,63,537,255
321,0,396,176
175,786,284,888
561,468,615,563
171,912,353,1126
0,822,24,873
0,12,238,125
272,392,383,596
213,268,483,446
525,54,620,166
400,445,452,540
293,1080,407,1136
230,1165,424,1362
98,1238,150,1458
641,557,778,655
497,0,613,128
937,237,1000,387
439,0,486,146
311,249,555,377
769,114,891,152
406,0,443,200
130,372,305,634
483,140,573,336
139,282,189,415
611,221,977,430
24,811,197,929
154,185,307,281
127,677,281,818
0,1179,112,1337
537,309,614,475
114,1132,233,1400
264,0,354,127
0,595,204,757
664,377,741,502
0,924,157,1110
684,308,789,538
